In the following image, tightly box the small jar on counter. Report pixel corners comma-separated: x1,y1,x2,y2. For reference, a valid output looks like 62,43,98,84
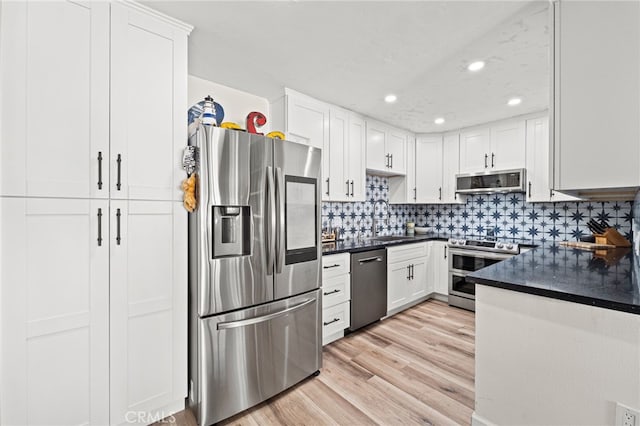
406,221,415,236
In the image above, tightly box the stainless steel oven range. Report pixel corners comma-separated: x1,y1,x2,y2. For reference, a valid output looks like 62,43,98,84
447,238,519,311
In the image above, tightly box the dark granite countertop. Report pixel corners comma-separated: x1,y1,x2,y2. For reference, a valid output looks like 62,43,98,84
322,233,538,255
322,233,447,255
469,244,640,315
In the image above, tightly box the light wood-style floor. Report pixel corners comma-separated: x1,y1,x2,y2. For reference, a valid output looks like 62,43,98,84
164,299,475,426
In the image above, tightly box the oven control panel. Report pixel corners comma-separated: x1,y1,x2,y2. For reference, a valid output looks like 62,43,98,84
447,238,519,255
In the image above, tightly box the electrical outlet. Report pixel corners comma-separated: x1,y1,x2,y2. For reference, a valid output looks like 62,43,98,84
616,403,640,426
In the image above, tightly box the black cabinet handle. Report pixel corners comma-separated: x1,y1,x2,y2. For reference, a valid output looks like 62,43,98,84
385,154,390,168
97,208,103,246
346,180,350,197
484,154,488,168
97,151,103,190
116,208,121,245
413,187,417,201
491,152,495,168
528,181,532,198
407,265,411,280
323,289,341,296
350,180,354,197
323,264,340,269
411,264,414,280
444,246,447,259
323,318,340,326
390,154,393,169
325,178,330,196
116,154,122,190
439,187,442,201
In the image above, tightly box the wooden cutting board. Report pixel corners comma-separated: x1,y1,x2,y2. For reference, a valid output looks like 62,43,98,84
560,241,616,250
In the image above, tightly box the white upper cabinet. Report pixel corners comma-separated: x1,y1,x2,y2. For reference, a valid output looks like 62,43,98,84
366,119,388,171
459,128,490,173
0,1,110,199
442,132,462,204
459,120,525,174
1,197,110,426
366,120,407,175
526,115,579,203
387,128,407,175
329,108,348,200
347,112,367,201
553,0,640,192
415,136,443,203
489,119,526,170
110,3,190,202
286,91,330,151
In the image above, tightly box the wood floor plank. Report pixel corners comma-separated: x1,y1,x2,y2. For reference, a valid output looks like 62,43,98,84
161,299,476,426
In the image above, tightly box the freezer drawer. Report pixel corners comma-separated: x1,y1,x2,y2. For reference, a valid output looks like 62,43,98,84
195,289,322,425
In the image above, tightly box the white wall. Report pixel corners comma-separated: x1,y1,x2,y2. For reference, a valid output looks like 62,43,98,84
188,75,272,133
474,285,640,425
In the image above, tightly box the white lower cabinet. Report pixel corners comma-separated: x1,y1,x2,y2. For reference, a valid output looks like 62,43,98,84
321,253,351,345
386,243,429,313
110,200,187,425
428,241,449,296
0,198,187,425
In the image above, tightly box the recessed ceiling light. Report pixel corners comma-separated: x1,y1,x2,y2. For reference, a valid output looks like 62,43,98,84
467,61,485,72
384,94,397,103
508,97,522,106
434,117,445,125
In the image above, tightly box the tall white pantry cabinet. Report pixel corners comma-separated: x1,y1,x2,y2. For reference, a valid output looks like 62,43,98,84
0,2,192,425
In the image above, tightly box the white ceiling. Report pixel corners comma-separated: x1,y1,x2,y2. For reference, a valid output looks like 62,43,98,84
145,1,550,133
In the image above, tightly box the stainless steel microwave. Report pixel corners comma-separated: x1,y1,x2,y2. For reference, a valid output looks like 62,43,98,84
455,168,526,194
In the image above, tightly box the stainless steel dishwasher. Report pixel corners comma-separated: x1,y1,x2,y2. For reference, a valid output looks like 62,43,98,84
349,249,387,331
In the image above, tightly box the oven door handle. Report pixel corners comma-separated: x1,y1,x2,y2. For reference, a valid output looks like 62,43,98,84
447,249,514,261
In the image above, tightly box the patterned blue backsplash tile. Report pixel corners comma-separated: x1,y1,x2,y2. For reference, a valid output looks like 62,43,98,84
322,175,634,244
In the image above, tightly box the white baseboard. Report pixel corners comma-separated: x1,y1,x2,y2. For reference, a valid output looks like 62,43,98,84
471,411,496,426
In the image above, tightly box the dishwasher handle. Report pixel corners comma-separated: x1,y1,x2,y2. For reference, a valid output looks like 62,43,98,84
358,256,383,264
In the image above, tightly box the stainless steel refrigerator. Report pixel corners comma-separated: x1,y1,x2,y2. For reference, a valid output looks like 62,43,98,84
187,126,322,425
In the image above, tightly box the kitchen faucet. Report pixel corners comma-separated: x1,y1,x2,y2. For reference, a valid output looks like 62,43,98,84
371,199,389,237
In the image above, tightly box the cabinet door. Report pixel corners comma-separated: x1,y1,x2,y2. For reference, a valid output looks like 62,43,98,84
442,133,462,204
387,261,411,312
287,94,330,151
111,3,189,201
406,138,416,203
1,198,109,425
408,258,429,301
489,120,525,170
555,1,640,190
110,200,187,425
329,108,348,201
286,95,330,198
387,129,407,174
435,242,450,295
0,1,109,199
525,117,552,202
347,113,367,201
459,128,490,173
415,136,443,203
366,120,387,171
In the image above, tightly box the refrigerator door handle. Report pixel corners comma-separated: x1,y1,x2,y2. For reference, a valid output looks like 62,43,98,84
266,167,276,275
275,167,285,274
216,298,315,330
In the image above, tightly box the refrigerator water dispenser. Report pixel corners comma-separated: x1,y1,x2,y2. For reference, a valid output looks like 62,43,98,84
212,206,250,257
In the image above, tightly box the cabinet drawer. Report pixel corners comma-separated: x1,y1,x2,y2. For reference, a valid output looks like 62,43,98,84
322,301,350,341
387,242,427,264
322,274,350,309
322,253,350,278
